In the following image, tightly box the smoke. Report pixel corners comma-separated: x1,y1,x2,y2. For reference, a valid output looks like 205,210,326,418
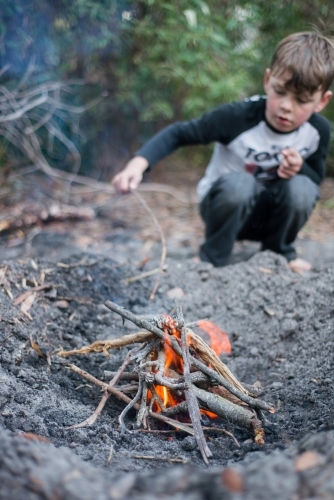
0,0,134,81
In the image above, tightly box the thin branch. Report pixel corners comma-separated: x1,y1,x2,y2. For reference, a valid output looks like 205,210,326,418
121,266,167,284
131,455,189,464
67,363,140,408
65,346,143,430
119,374,144,433
130,189,167,300
58,330,154,357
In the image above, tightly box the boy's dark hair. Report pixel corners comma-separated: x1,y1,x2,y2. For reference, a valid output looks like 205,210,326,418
270,32,334,94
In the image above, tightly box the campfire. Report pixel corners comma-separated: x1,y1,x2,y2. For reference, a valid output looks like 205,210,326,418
58,300,275,464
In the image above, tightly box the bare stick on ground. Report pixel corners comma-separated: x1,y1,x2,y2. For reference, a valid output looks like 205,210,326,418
132,455,189,464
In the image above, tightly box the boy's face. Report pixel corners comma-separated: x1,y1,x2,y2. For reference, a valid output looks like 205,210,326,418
263,69,332,132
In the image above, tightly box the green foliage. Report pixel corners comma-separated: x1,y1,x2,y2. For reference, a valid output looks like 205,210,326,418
1,0,334,176
116,1,258,121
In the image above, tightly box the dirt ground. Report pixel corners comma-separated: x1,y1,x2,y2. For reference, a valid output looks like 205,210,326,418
1,165,334,267
1,168,334,499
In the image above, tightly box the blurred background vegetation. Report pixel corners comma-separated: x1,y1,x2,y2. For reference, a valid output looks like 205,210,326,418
1,0,334,179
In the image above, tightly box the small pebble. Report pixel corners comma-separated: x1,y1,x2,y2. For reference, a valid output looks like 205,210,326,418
181,436,197,451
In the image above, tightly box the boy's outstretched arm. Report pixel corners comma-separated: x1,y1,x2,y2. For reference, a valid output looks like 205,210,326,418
112,156,149,193
278,148,303,179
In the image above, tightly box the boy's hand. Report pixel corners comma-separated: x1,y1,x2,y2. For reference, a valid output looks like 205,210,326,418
112,156,149,194
278,149,303,179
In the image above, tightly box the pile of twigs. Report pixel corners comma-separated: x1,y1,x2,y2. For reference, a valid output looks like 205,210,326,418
58,300,275,465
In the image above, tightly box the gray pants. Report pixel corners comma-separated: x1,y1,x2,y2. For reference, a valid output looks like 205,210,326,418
199,172,320,267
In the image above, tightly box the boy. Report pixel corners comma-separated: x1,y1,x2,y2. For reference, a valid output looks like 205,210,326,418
113,32,334,271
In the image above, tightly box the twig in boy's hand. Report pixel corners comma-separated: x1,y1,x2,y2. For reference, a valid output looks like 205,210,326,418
130,189,167,300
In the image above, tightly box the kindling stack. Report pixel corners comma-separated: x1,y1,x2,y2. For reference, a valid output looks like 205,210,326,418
58,300,275,464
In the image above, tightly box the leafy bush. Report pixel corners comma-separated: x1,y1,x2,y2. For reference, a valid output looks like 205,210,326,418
1,0,334,176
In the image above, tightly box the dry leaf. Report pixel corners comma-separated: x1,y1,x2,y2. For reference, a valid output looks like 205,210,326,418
13,284,57,306
167,287,184,299
30,476,45,488
221,468,244,492
56,300,70,309
29,335,43,357
21,293,36,313
295,451,325,471
0,267,7,285
57,262,71,268
57,257,87,269
30,259,38,271
254,428,265,445
4,287,13,300
75,235,93,246
0,220,10,232
264,307,275,317
42,268,55,274
14,290,33,306
19,432,50,443
26,277,38,287
258,267,273,274
44,288,57,299
31,259,38,270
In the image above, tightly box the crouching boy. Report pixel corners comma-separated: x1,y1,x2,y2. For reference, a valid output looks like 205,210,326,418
113,32,334,271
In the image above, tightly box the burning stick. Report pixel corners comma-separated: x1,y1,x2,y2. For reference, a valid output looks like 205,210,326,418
58,330,154,357
178,304,212,464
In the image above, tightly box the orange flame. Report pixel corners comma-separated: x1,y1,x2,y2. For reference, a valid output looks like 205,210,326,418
164,340,183,374
200,409,218,419
154,384,179,409
198,320,232,356
147,315,222,421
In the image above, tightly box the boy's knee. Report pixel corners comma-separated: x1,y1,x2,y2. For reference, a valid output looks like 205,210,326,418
212,172,257,208
284,175,320,213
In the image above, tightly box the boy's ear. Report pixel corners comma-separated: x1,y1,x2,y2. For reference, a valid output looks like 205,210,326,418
263,68,271,92
314,90,333,112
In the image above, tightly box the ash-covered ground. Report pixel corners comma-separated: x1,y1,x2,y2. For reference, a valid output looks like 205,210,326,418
1,249,334,499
